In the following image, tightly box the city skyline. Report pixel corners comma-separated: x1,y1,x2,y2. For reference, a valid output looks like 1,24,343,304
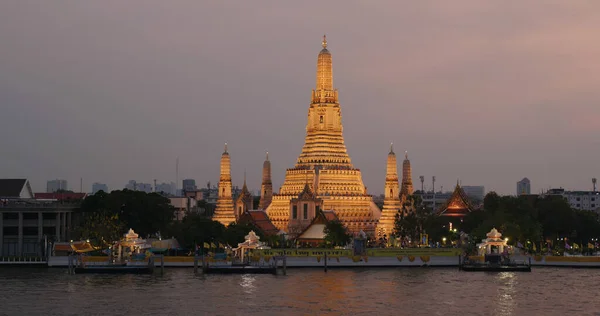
2,2,600,195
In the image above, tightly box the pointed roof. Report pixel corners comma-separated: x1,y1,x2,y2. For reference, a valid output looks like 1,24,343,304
297,183,316,200
238,210,279,236
297,210,340,241
0,179,33,199
438,182,474,217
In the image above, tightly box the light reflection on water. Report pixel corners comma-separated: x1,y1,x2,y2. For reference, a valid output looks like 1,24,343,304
0,267,598,315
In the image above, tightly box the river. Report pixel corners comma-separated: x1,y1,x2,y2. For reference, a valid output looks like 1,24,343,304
0,267,597,315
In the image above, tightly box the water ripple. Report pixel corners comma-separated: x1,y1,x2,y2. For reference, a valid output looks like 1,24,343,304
0,267,598,315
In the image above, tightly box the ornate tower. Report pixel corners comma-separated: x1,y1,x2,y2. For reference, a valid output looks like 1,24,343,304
258,152,273,210
401,151,414,196
378,144,402,239
235,172,253,219
266,36,380,235
212,143,236,226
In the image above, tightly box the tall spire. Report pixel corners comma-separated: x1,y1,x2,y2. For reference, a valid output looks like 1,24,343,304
322,34,327,49
401,151,414,195
213,142,236,226
259,151,273,210
380,145,401,240
405,150,408,160
316,35,334,93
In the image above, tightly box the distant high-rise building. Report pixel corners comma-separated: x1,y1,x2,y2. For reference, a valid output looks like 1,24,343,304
156,182,176,195
182,179,197,192
462,186,485,201
47,179,68,193
91,182,109,194
125,180,152,193
517,178,531,195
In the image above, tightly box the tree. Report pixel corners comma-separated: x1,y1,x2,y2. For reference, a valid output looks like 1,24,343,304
74,210,125,247
80,190,175,237
165,214,225,249
324,220,351,247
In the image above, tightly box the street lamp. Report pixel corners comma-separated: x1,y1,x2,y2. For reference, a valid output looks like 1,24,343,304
442,237,447,245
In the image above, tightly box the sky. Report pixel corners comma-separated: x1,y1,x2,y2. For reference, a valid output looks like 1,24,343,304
1,1,599,195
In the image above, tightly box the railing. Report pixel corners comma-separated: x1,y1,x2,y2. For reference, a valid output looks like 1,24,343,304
0,256,46,263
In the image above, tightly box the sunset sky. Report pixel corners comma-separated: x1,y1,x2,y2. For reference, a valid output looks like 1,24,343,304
1,1,599,195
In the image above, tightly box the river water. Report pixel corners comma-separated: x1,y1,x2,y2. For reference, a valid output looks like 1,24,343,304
0,267,598,316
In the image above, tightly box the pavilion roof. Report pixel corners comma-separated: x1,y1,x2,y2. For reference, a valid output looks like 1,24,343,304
437,182,474,217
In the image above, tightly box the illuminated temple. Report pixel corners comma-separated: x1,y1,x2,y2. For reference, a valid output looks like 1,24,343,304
266,36,380,235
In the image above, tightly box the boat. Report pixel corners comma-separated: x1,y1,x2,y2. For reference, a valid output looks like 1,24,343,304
73,263,153,274
459,228,531,272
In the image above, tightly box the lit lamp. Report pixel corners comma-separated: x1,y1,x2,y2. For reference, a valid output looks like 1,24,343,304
442,237,447,245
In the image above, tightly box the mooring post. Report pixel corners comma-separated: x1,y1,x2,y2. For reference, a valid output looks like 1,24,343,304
283,255,287,275
160,254,164,275
324,252,328,272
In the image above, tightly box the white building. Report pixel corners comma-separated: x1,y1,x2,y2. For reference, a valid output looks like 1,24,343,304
517,178,531,195
543,188,600,212
47,179,68,193
91,182,108,194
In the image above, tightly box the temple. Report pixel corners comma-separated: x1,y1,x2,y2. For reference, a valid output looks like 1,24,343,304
400,151,413,200
266,36,380,235
378,144,402,239
235,172,253,219
258,152,273,210
438,181,474,217
212,143,237,226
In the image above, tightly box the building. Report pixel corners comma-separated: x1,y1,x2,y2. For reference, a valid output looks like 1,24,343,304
156,182,176,195
235,176,253,220
378,144,402,239
91,182,108,194
258,152,273,210
238,210,279,236
542,188,600,212
169,197,197,221
125,180,152,193
34,192,87,202
437,182,474,217
517,178,531,196
46,179,68,193
413,190,452,211
0,179,34,200
296,210,340,247
212,143,236,226
462,185,485,202
182,179,197,192
400,152,414,199
266,36,380,235
1,179,76,257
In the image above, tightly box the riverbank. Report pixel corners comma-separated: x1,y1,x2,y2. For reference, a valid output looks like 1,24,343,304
38,254,600,268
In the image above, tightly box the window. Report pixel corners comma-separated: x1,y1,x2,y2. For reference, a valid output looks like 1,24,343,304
592,204,596,208
319,116,324,123
303,204,308,219
576,204,581,208
292,206,297,219
239,206,242,214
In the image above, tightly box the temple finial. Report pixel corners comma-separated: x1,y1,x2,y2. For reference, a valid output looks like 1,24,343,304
244,169,247,185
224,142,228,153
266,151,269,161
405,150,408,159
322,34,327,49
390,142,394,154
